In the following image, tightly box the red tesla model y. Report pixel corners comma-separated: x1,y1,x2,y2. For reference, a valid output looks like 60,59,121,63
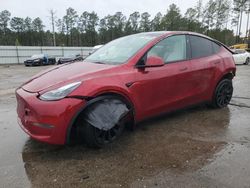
16,31,236,147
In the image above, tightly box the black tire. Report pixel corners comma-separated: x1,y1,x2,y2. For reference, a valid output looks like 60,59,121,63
244,57,250,65
211,79,233,108
80,120,125,148
78,98,128,148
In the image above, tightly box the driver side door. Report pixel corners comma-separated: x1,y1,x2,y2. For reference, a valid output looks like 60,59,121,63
130,35,194,120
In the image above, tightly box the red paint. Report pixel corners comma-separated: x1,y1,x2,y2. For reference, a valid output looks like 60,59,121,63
16,31,236,145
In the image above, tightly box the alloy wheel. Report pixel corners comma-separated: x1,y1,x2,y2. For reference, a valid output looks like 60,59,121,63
216,81,233,107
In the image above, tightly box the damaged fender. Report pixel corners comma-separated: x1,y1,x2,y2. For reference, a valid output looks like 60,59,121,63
84,98,129,131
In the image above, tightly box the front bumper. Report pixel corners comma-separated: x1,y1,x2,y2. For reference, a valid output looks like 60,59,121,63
16,88,85,145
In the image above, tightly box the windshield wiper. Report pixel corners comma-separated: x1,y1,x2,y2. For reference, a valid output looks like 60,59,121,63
92,61,106,64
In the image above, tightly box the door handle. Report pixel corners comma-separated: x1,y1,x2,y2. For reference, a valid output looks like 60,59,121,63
125,82,135,88
179,67,188,71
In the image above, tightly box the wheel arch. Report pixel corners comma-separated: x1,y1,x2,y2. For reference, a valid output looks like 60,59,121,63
65,90,135,145
214,71,235,91
219,71,235,81
210,71,235,101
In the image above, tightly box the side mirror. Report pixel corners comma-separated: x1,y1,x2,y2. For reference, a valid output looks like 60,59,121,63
137,56,164,68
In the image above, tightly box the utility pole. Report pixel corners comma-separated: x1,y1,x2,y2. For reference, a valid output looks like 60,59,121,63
246,2,250,40
235,12,240,43
238,8,243,40
50,9,56,46
246,10,250,39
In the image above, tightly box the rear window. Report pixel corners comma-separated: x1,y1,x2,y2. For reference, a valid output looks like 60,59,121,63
189,35,213,58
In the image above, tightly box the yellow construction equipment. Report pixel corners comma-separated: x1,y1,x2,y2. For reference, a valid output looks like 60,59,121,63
230,43,248,50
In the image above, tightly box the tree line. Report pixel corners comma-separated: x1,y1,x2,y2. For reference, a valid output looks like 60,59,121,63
0,0,249,47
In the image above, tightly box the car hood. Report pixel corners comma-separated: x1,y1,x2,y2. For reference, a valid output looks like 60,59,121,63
22,61,117,93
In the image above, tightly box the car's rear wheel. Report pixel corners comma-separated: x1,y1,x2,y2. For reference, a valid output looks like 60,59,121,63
211,79,233,108
244,57,250,65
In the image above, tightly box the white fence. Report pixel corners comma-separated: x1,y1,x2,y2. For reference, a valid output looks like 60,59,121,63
0,46,93,64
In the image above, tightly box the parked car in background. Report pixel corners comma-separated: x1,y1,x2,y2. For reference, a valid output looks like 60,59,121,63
232,49,250,65
57,54,84,64
24,54,56,66
16,31,236,148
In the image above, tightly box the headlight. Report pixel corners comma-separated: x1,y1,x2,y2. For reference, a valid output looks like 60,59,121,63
39,82,81,101
34,59,40,62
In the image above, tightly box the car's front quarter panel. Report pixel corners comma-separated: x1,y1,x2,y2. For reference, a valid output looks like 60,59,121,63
68,65,139,118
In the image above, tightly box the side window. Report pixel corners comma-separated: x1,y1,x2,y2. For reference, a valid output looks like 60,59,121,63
212,42,221,53
147,35,187,63
189,35,213,58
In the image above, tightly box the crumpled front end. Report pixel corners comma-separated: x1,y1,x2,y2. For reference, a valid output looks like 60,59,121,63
16,88,85,145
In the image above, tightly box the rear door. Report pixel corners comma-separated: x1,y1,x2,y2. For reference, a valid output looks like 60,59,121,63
188,35,223,102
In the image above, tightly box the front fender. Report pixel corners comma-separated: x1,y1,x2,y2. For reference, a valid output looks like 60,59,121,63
80,86,137,116
70,82,137,110
65,90,136,144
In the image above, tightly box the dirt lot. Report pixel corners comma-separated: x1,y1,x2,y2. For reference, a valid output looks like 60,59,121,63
0,64,250,188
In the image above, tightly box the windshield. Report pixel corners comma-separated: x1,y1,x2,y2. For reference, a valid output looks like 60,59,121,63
85,34,157,64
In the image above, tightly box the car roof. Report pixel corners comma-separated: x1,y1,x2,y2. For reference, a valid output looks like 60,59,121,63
134,31,234,54
133,31,216,42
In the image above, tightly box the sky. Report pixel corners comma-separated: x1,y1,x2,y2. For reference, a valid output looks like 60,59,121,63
0,0,248,35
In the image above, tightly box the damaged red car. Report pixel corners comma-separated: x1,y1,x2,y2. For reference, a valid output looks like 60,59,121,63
16,31,236,147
